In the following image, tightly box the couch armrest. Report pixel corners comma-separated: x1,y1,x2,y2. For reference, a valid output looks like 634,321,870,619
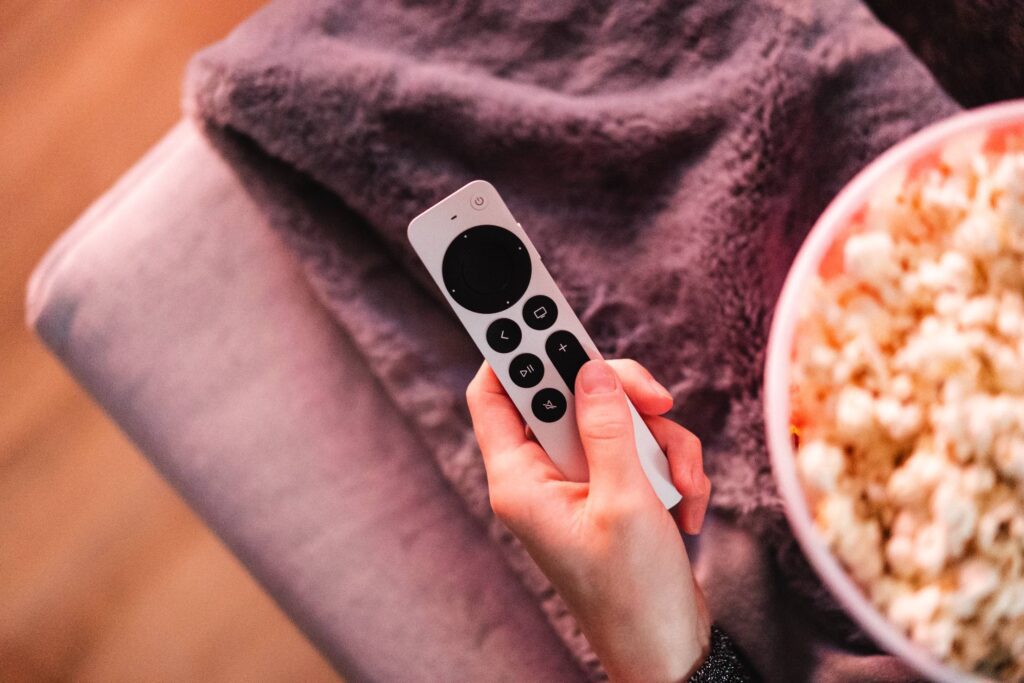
27,120,582,682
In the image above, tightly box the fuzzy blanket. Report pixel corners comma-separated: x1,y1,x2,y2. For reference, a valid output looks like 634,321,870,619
184,1,1015,678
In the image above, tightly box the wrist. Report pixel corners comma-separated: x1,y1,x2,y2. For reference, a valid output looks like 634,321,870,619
582,609,712,683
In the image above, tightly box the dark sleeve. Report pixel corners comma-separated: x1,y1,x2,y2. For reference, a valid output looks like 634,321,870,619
687,625,758,682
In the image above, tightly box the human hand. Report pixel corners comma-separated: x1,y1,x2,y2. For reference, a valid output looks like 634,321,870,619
466,358,712,682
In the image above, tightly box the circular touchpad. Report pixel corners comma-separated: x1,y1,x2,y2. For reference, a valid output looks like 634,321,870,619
462,242,512,293
442,225,532,313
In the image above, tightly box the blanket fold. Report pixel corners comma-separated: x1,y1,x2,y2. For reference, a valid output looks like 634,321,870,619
185,1,1013,679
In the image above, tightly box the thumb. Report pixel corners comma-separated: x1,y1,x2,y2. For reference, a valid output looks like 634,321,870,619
575,359,644,498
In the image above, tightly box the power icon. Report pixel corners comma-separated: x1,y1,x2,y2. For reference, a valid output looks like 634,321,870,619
470,195,487,210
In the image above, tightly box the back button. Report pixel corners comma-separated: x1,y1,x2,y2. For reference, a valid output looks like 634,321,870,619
486,318,521,353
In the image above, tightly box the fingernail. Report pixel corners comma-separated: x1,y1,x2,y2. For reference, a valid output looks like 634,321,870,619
690,466,704,496
690,471,709,532
648,377,673,401
580,360,618,394
689,505,707,534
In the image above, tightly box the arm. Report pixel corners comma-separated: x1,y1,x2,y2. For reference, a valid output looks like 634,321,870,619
466,358,713,681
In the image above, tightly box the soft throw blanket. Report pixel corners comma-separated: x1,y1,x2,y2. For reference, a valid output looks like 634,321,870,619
184,1,1014,679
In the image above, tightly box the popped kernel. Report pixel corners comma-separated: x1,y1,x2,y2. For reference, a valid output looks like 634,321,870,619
792,126,1024,680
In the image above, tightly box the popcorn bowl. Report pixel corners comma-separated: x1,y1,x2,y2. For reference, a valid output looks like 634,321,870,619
765,99,1024,683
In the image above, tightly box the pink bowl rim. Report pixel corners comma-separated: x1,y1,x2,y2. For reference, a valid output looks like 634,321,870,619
765,99,1024,683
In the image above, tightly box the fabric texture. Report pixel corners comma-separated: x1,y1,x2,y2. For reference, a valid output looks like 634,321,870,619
181,0,1011,678
867,0,1024,107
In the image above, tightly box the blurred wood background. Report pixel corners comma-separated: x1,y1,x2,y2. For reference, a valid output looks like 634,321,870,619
0,1,340,680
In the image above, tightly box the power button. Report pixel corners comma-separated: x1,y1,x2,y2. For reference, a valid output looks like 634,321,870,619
470,195,487,211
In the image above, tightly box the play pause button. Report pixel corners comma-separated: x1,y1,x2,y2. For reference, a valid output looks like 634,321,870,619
509,353,543,388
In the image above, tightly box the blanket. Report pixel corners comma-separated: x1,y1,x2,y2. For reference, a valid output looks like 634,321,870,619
184,1,1012,678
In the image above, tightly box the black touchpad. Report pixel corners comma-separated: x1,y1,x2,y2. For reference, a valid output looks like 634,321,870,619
442,225,532,313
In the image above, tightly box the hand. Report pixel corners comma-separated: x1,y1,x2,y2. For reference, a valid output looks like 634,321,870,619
466,358,712,682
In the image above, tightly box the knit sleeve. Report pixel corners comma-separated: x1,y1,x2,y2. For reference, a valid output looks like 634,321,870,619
687,625,757,682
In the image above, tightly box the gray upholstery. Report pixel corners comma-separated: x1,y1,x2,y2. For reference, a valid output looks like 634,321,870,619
27,121,582,682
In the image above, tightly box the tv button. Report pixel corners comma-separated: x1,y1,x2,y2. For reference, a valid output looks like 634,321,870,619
523,295,557,330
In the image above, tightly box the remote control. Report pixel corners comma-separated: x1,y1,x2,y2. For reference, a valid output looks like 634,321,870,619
408,180,682,509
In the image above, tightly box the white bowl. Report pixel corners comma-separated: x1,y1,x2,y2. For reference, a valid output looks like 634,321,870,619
765,99,1024,683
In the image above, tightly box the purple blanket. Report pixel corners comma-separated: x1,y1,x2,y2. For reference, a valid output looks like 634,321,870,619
184,1,1017,679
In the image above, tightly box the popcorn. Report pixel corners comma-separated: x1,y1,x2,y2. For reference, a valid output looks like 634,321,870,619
791,127,1024,679
797,439,844,493
989,580,1024,621
913,615,957,659
986,341,1024,392
886,447,944,504
889,584,942,630
875,396,922,442
954,213,1001,258
952,560,1000,617
821,498,884,583
958,295,997,329
913,521,950,577
977,499,1017,552
844,231,900,290
835,385,877,440
995,436,1024,480
885,533,916,576
997,292,1024,338
930,478,977,558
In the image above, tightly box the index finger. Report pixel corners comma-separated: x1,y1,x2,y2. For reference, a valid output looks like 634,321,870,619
466,362,530,457
644,415,710,534
467,362,565,487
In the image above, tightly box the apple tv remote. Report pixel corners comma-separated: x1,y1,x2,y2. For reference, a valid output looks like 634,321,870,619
408,180,682,509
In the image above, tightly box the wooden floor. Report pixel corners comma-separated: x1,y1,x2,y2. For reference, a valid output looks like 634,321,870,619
0,2,340,680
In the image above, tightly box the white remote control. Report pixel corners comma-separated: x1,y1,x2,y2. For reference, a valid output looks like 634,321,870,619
408,180,682,509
